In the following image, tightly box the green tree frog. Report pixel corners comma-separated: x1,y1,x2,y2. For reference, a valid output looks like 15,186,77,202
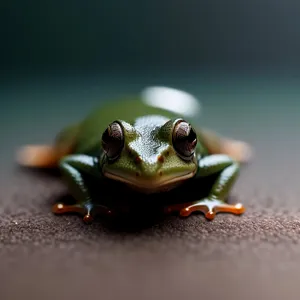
17,87,252,224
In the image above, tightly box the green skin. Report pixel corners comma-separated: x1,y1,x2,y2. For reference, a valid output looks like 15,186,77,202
53,95,244,223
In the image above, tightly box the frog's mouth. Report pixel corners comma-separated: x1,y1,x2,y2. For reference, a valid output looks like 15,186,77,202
103,171,195,194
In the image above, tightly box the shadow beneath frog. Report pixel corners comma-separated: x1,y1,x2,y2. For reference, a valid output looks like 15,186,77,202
50,190,241,235
51,193,175,233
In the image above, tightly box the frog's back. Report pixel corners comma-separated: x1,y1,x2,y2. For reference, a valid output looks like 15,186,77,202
72,97,188,155
73,86,202,152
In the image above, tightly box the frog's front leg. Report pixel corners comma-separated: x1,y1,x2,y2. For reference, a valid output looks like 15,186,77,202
52,154,111,224
166,155,245,220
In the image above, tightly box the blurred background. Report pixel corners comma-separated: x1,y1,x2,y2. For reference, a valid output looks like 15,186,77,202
2,0,300,74
0,0,299,177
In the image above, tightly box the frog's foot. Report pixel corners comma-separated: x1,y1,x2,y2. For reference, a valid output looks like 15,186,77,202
220,139,253,164
165,198,245,220
52,202,112,224
16,145,72,168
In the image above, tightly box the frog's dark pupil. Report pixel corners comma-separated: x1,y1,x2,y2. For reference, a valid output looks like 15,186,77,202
101,122,124,159
173,121,197,159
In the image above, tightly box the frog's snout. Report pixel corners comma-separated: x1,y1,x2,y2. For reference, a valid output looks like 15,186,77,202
134,156,164,179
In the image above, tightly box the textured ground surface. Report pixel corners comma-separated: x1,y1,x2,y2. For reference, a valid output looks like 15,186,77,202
1,74,300,300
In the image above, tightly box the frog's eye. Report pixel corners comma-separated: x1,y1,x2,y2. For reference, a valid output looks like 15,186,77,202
101,121,124,160
172,120,197,160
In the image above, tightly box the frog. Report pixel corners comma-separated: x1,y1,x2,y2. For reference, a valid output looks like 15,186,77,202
16,86,252,224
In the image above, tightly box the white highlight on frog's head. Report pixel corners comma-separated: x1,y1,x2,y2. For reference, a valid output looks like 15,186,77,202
141,86,202,118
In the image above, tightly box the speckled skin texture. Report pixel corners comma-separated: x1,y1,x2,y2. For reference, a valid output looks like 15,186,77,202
1,75,300,300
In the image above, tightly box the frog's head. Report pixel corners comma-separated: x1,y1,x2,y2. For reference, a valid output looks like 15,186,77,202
100,117,198,193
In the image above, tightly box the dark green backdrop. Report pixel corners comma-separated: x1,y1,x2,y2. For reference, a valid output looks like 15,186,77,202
2,0,300,74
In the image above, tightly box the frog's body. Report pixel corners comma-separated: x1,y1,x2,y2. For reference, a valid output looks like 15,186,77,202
17,87,252,223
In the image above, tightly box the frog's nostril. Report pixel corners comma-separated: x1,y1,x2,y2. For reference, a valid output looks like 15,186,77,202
158,171,163,176
157,155,164,163
135,156,142,164
135,171,140,177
